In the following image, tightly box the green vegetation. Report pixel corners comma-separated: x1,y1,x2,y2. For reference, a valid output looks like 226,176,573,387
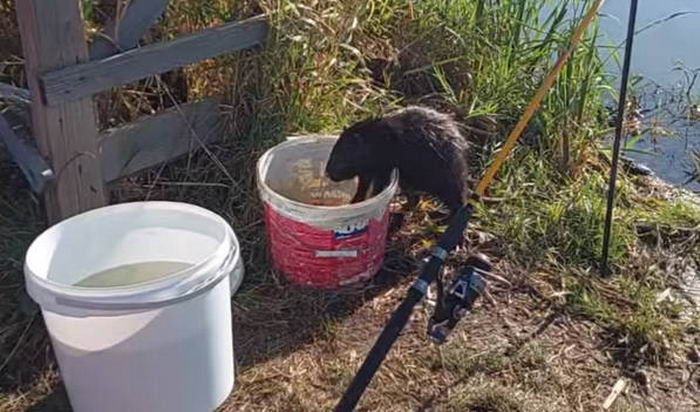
1,0,699,410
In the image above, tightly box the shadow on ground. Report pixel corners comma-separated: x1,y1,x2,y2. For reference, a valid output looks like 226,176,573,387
232,241,417,369
26,386,71,412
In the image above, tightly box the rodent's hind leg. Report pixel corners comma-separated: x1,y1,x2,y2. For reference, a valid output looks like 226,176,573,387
433,191,465,225
405,192,420,211
388,213,405,234
351,174,371,203
446,200,464,217
398,182,420,213
439,186,465,216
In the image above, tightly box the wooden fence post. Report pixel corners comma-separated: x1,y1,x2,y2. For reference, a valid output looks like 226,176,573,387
15,0,106,223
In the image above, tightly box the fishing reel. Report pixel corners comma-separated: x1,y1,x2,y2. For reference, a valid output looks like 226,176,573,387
427,253,492,344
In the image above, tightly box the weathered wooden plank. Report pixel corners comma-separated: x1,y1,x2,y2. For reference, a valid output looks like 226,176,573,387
43,16,268,105
15,0,106,223
0,82,31,103
99,98,223,183
89,0,171,60
0,111,53,193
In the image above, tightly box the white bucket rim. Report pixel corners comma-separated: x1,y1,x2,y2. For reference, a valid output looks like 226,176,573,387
256,135,399,213
24,201,242,313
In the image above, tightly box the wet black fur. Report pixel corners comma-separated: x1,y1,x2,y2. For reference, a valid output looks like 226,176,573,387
325,106,469,215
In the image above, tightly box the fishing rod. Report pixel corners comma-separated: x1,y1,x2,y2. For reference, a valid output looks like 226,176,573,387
334,1,606,410
601,0,639,274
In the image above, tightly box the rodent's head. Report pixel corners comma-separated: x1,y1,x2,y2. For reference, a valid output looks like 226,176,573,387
325,121,378,181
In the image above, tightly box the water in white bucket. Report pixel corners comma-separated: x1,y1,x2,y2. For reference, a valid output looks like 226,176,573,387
73,261,193,287
24,201,243,412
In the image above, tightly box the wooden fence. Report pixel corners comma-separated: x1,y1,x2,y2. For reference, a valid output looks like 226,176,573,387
0,0,267,223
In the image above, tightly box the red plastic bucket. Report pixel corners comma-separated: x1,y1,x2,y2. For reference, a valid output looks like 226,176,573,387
256,136,399,288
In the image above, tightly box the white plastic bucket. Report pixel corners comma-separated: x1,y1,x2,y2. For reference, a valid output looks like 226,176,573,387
24,201,243,412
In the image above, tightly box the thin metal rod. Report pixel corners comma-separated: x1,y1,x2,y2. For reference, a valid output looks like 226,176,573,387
601,0,639,274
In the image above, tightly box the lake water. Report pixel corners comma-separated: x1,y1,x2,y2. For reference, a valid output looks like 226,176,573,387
597,1,700,192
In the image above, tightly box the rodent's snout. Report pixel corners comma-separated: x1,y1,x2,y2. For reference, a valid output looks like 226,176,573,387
325,160,353,182
325,166,344,182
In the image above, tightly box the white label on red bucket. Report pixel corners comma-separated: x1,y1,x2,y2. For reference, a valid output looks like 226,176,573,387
333,220,369,239
315,250,359,258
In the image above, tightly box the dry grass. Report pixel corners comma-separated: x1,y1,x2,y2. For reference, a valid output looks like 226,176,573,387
1,0,700,411
214,199,699,411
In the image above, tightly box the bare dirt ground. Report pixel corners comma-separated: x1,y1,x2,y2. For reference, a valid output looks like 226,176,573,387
0,174,698,412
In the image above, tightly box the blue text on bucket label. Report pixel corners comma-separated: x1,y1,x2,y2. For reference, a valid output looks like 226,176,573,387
333,220,369,239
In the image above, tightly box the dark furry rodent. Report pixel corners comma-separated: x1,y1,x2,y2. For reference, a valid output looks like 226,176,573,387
325,106,469,214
